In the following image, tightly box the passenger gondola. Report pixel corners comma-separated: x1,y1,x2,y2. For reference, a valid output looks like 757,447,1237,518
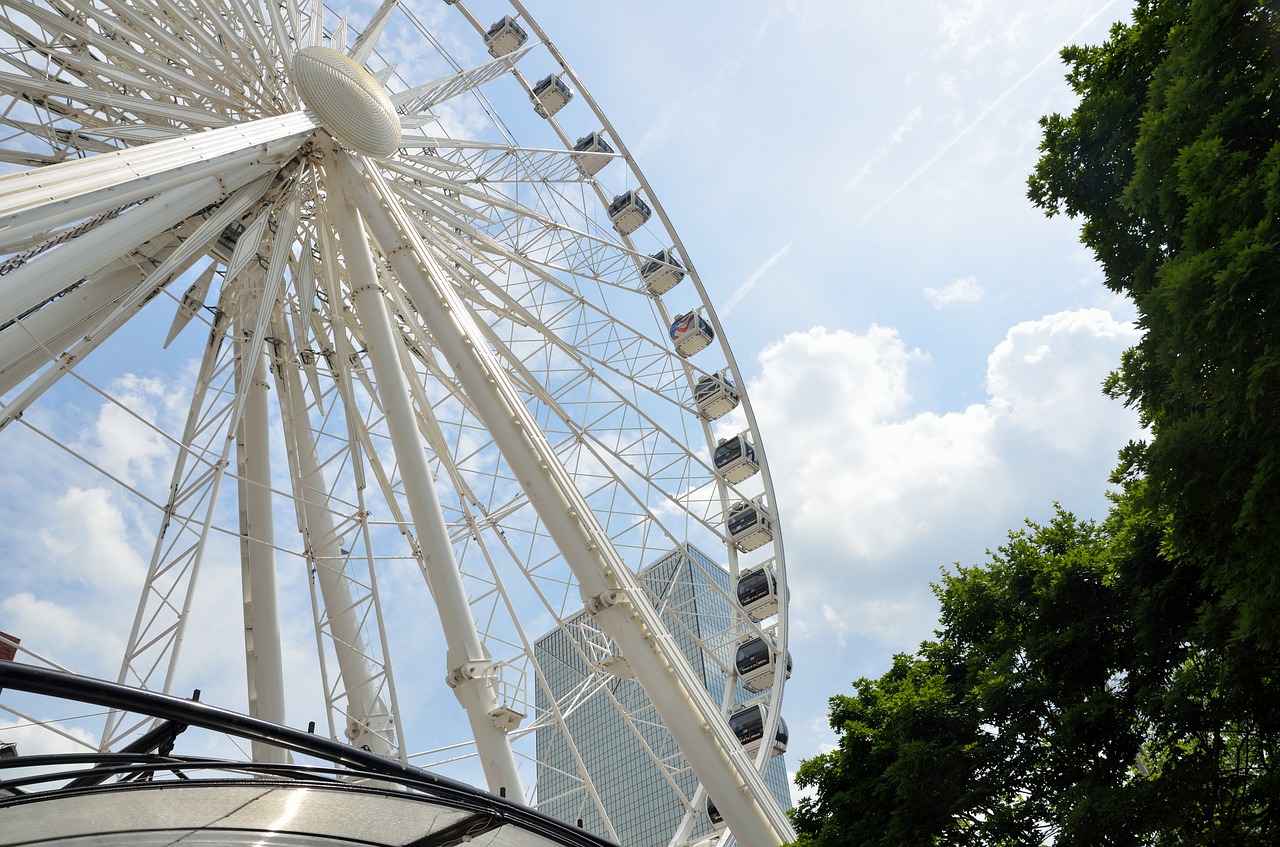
530,74,573,118
725,498,771,552
712,433,758,483
728,704,788,756
571,131,613,177
693,371,739,420
669,311,713,357
484,16,527,57
640,248,685,294
734,636,793,692
736,564,780,621
607,189,651,235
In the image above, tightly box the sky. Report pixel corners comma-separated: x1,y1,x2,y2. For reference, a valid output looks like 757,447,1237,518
525,0,1143,781
0,0,1145,816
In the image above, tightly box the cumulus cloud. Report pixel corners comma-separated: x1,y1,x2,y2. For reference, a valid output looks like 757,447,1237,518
0,592,124,668
987,308,1135,454
75,373,183,489
924,276,984,308
0,716,98,756
37,487,146,593
741,308,1140,648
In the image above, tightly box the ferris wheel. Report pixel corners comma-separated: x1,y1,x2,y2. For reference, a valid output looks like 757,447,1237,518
0,1,793,846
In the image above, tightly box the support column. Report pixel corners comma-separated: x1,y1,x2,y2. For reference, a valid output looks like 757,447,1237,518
328,169,524,801
344,155,792,847
278,353,394,756
236,318,288,764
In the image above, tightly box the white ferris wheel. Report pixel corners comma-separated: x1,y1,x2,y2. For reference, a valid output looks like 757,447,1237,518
0,1,793,846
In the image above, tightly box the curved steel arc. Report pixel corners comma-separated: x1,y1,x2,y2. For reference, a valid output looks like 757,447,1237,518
504,0,794,800
347,153,790,847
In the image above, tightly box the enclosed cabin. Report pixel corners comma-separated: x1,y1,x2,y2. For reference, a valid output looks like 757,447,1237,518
693,371,739,420
572,131,613,178
608,189,652,236
669,311,713,357
713,433,759,484
736,564,780,621
641,248,685,295
725,498,772,552
729,704,789,756
706,798,724,827
484,16,528,57
735,635,793,692
531,74,573,118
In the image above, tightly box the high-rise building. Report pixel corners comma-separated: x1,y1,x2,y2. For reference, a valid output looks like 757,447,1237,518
534,545,790,846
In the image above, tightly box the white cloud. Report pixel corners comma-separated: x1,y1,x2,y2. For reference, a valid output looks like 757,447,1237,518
987,308,1138,454
74,373,183,488
744,308,1140,647
0,593,124,668
0,716,98,756
924,275,984,308
37,486,146,593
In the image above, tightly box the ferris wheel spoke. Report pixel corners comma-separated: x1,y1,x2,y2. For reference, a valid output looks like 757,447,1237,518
79,0,247,91
0,177,249,332
2,0,233,107
326,160,526,800
346,153,790,840
1,3,795,843
272,315,401,759
391,46,536,119
348,0,398,65
0,114,314,249
107,192,295,745
0,172,270,423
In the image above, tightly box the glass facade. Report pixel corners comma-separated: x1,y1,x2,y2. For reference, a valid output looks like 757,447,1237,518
534,546,790,846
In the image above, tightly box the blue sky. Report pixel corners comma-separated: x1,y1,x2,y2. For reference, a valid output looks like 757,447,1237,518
525,0,1142,775
0,0,1144,808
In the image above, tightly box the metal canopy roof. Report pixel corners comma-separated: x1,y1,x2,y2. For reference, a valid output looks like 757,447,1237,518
2,781,577,847
0,664,618,847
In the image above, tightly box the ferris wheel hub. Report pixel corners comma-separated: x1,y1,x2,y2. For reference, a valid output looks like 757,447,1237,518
290,46,401,157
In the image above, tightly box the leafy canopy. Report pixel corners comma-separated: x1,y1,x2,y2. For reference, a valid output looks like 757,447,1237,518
791,1,1280,843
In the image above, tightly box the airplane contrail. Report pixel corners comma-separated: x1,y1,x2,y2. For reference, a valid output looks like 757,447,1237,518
859,0,1122,226
722,241,794,316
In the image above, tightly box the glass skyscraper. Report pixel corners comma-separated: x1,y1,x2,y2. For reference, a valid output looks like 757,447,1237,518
534,545,790,846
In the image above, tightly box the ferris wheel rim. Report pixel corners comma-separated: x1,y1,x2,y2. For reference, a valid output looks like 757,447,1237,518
0,1,795,844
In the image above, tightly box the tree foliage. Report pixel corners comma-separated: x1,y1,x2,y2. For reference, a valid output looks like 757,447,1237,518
1029,0,1280,656
1028,0,1280,837
792,1,1280,843
792,509,1143,847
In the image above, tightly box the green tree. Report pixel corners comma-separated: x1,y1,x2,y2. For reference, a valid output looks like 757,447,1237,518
792,509,1143,847
1029,0,1280,654
1028,1,1280,838
794,3,1280,841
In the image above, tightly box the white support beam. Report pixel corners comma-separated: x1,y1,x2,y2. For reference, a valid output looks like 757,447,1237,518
0,112,318,247
277,340,396,757
345,154,793,847
1,174,252,327
328,161,524,800
0,173,273,412
235,320,288,764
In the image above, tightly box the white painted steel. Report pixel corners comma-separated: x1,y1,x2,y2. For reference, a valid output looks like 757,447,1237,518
0,177,235,325
330,172,524,801
0,115,316,246
236,325,289,764
349,156,786,847
0,2,795,845
277,353,396,758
